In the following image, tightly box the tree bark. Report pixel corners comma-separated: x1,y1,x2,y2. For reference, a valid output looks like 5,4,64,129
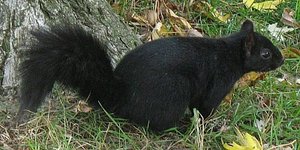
0,0,142,115
0,0,142,90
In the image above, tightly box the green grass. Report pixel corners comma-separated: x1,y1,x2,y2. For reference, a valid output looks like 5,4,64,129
2,0,299,149
297,0,300,20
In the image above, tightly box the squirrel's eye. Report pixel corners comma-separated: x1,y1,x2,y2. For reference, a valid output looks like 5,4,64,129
260,48,272,60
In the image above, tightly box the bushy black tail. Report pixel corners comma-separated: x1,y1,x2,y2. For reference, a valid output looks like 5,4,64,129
17,25,116,120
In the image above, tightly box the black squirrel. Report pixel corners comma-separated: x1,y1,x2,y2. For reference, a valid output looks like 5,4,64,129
17,20,284,131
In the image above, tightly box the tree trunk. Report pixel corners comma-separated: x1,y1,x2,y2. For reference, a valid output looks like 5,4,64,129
0,0,142,90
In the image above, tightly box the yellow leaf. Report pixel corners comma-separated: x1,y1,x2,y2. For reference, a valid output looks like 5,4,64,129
166,8,192,29
244,133,262,150
223,128,263,150
212,10,231,23
252,1,277,10
243,0,285,11
224,142,247,150
243,0,255,8
237,72,266,88
202,1,231,23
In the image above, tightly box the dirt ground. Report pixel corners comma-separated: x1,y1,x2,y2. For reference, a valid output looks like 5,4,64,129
0,88,19,123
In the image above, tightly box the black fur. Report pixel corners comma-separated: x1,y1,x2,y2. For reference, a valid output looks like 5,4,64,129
17,20,284,131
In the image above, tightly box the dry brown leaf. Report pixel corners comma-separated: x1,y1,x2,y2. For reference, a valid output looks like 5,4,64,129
166,8,192,29
259,99,271,108
281,8,300,28
224,90,234,104
149,22,163,41
146,22,170,41
111,3,122,14
257,93,272,108
163,0,180,11
219,123,230,132
187,29,204,37
282,47,300,58
128,12,151,27
2,144,14,150
172,24,186,36
237,72,266,88
191,1,207,13
265,140,296,150
74,101,93,113
145,10,158,26
282,147,293,150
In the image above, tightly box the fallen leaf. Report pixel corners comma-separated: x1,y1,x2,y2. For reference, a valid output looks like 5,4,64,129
187,29,203,37
267,23,295,41
265,140,296,150
277,73,288,82
277,71,300,86
263,143,271,149
282,147,293,150
243,0,285,11
164,0,180,11
111,2,122,14
145,10,158,26
255,93,272,108
254,119,265,132
220,123,230,132
243,0,255,8
223,127,263,150
296,79,300,85
212,8,231,23
259,98,271,108
237,72,266,88
224,90,234,104
148,22,163,41
226,72,266,104
200,2,231,23
129,12,151,27
166,8,192,29
282,47,300,58
2,144,14,150
164,8,194,36
74,101,93,113
281,8,300,28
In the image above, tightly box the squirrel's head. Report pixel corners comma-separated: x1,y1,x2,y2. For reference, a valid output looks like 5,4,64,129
240,20,284,72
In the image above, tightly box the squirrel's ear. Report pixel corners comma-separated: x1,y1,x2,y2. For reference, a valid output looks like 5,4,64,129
244,32,255,57
241,20,254,32
242,20,255,57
